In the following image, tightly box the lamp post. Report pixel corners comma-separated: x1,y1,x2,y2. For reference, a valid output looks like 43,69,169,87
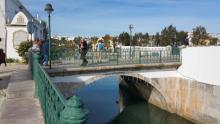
45,3,54,69
129,24,133,57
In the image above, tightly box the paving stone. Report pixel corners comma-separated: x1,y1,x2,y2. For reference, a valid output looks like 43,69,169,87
0,65,43,124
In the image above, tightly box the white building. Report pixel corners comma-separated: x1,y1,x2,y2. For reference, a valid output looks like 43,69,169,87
52,35,63,40
52,35,75,41
67,37,75,41
209,33,220,39
0,0,45,59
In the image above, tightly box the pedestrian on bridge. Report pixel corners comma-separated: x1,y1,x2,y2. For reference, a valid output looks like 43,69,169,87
31,38,41,52
42,40,49,66
96,39,105,63
79,39,88,66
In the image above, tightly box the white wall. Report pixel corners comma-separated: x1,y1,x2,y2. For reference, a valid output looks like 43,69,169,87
178,47,220,85
6,26,30,59
4,0,44,59
0,0,6,50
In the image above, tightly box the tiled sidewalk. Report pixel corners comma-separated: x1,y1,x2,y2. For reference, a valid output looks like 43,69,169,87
0,64,27,74
0,65,44,124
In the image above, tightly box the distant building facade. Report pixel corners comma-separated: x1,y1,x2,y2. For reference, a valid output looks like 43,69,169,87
0,0,45,59
52,35,75,41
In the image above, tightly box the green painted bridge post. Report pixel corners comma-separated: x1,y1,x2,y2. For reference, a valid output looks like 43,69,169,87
60,96,89,124
32,52,40,97
32,52,39,80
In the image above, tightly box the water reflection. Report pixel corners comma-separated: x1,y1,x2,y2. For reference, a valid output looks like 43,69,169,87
112,102,193,124
75,76,119,124
74,76,194,124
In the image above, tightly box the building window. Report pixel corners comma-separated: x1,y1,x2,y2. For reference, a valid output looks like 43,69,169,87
16,15,25,24
13,30,28,48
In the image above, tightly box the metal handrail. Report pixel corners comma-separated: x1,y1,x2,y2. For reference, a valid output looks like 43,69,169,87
32,53,88,124
38,63,66,105
50,47,181,67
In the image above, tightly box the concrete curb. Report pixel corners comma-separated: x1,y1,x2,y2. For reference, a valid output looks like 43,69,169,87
47,62,181,76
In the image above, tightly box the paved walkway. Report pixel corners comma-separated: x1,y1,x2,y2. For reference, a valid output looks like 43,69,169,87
0,64,21,74
0,64,44,124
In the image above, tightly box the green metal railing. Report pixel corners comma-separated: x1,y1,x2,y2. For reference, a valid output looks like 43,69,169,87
32,53,88,124
51,47,181,67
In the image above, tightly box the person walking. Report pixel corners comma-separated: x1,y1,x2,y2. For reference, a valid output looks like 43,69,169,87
0,49,6,66
96,40,105,63
79,39,88,66
42,40,49,66
32,38,41,52
28,38,41,71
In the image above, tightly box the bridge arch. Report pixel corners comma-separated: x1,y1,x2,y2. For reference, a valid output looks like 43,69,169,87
83,73,168,111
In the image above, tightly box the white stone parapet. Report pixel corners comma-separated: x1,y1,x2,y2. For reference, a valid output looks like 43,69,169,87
178,46,220,85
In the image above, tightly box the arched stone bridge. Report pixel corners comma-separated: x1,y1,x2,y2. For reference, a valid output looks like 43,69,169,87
50,67,220,124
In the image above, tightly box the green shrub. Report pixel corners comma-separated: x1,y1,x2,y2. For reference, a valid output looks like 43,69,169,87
16,41,32,63
6,58,19,63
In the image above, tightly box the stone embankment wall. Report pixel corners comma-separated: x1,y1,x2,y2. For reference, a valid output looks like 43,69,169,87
149,77,220,124
121,72,220,124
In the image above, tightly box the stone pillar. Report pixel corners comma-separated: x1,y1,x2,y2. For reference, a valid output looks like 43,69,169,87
60,96,89,124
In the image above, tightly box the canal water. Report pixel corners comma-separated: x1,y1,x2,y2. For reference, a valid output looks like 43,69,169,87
75,76,194,124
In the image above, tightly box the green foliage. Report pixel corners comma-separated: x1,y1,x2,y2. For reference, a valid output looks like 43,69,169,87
209,37,218,45
191,26,208,45
121,32,150,46
133,33,142,46
103,34,112,48
49,25,217,48
143,33,150,45
103,34,112,42
51,38,77,58
176,31,187,46
112,37,118,48
133,33,149,46
118,32,130,46
6,58,19,63
154,32,161,46
156,25,187,46
73,36,82,45
160,25,177,46
191,26,217,46
16,41,32,62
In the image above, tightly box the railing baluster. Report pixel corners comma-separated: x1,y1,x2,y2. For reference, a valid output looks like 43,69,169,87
50,46,181,67
32,53,88,124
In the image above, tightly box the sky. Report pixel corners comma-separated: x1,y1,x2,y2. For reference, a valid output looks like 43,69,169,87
20,0,220,37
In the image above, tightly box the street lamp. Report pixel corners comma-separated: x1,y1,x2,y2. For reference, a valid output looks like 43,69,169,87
45,3,54,69
129,24,133,57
